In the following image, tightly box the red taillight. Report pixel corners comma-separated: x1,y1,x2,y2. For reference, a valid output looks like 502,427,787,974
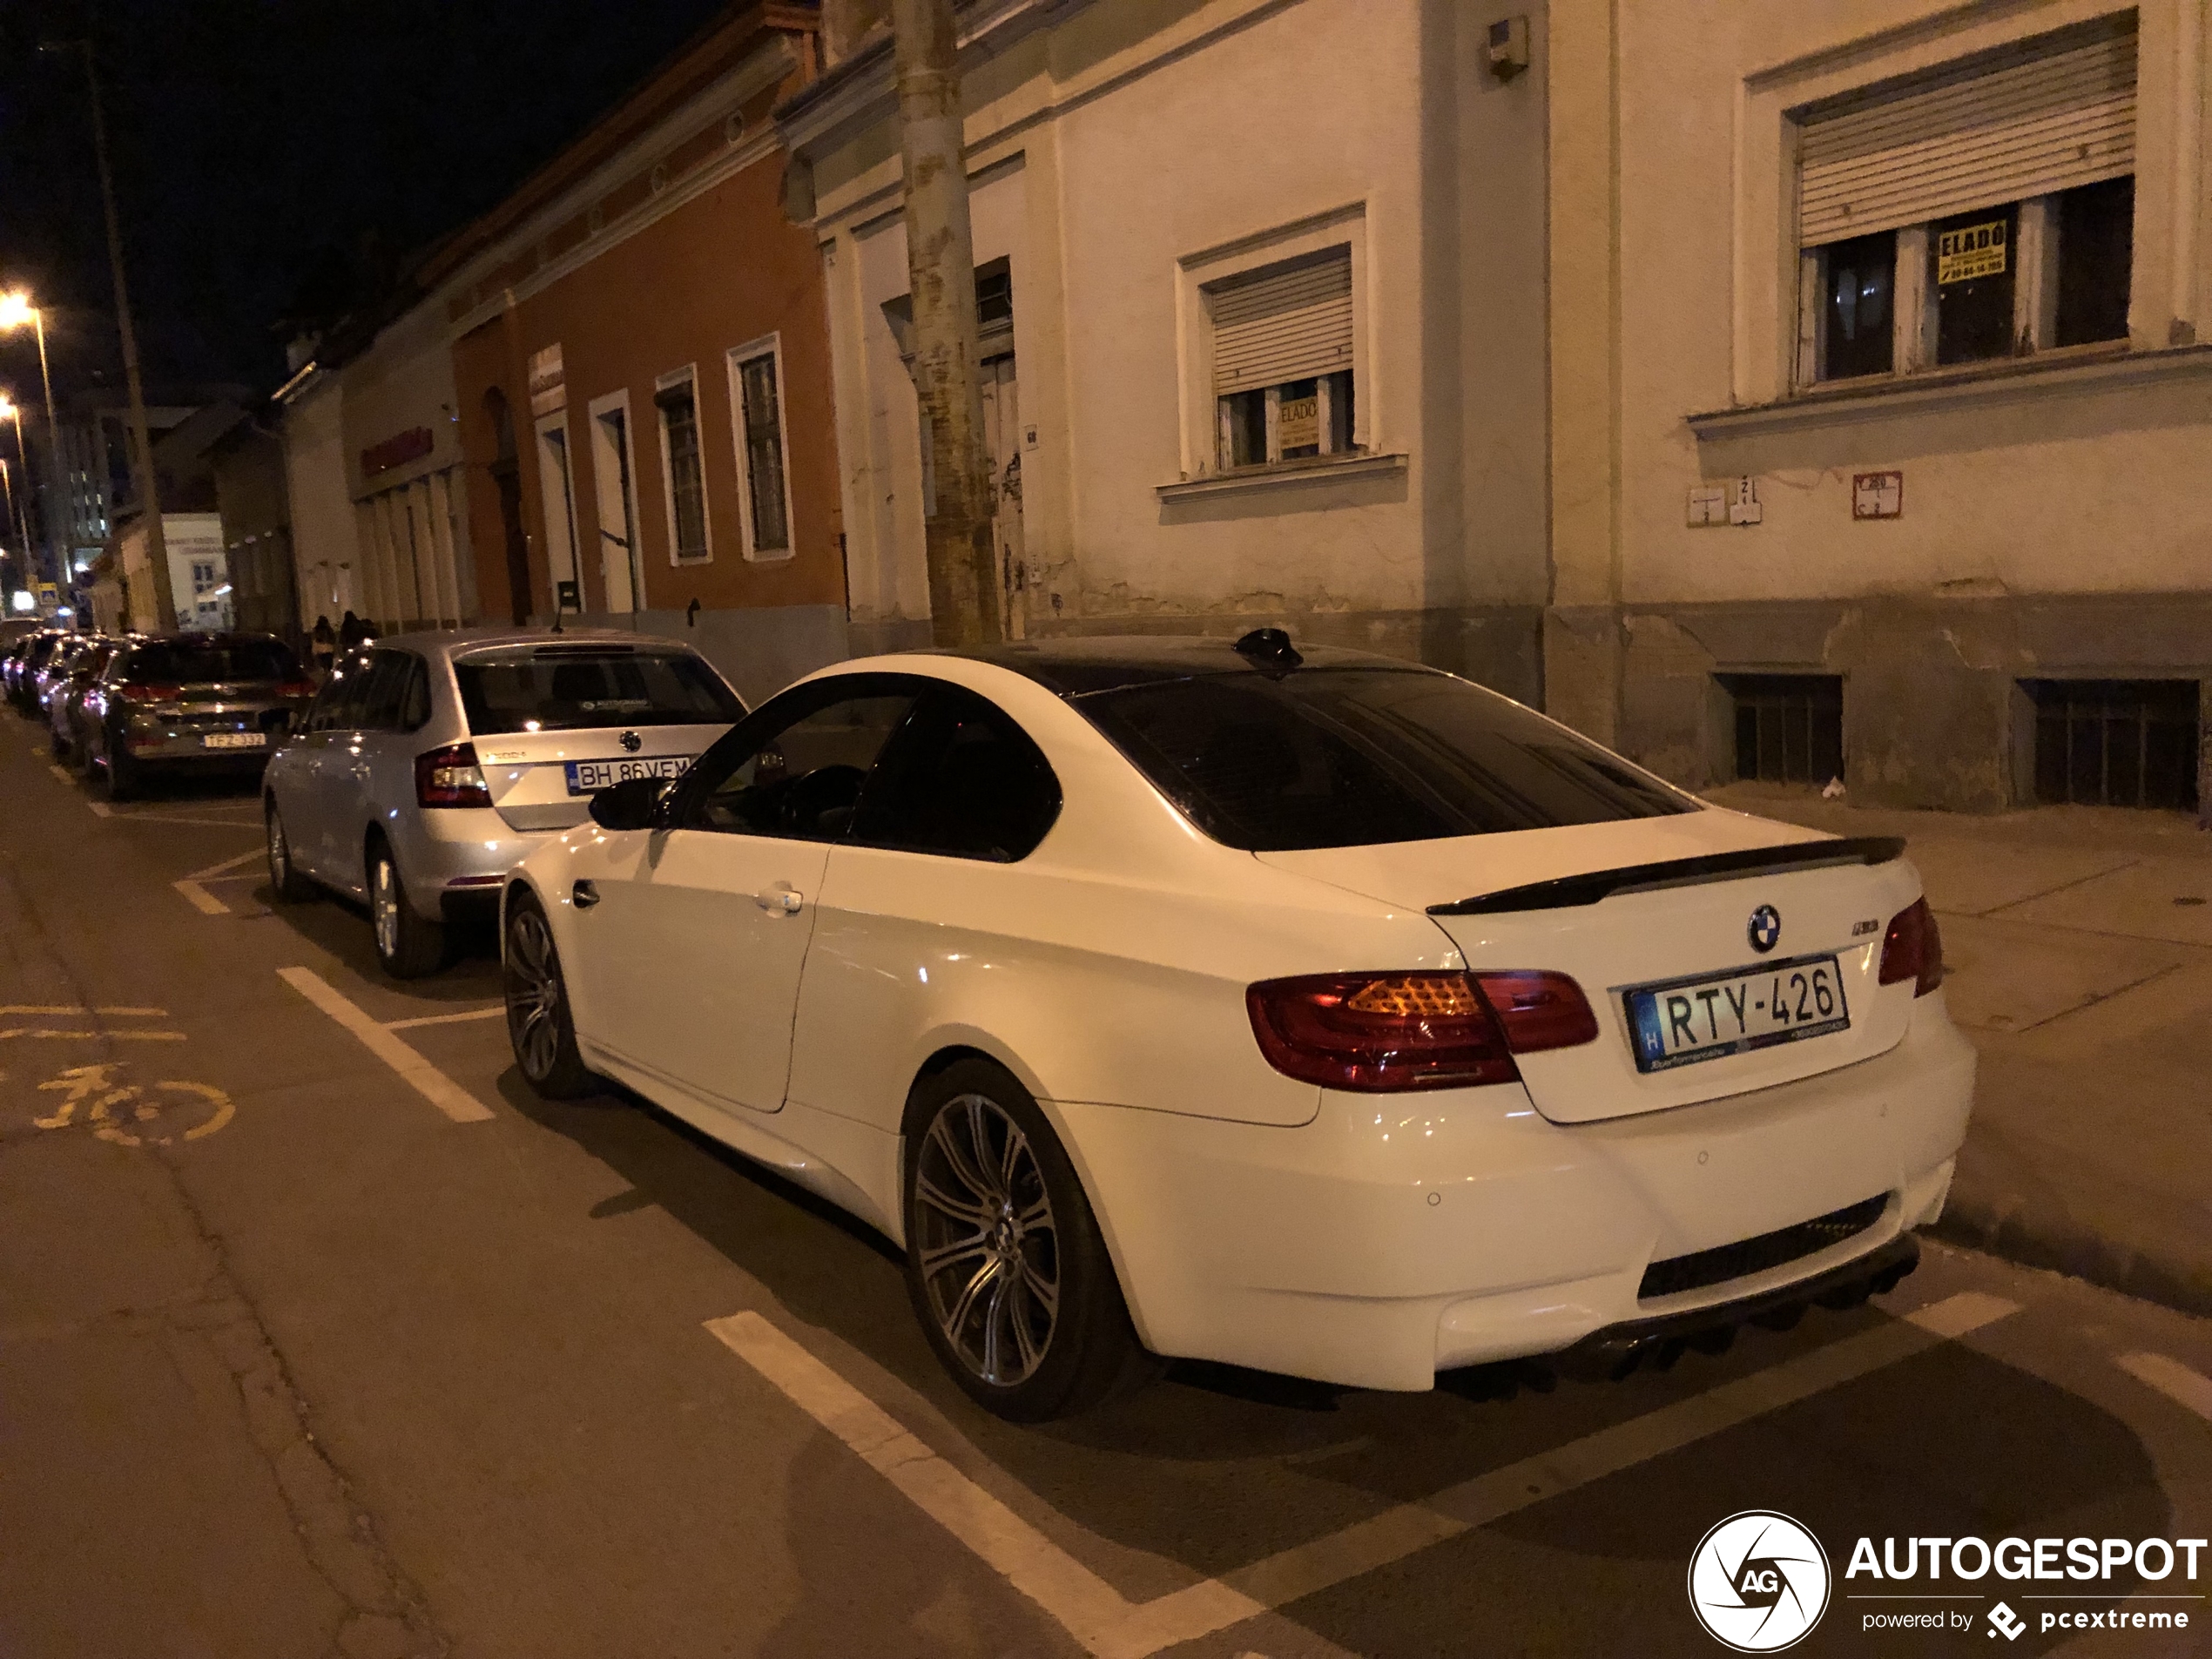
278,678,317,698
1472,971,1602,1052
118,681,184,706
1245,969,1596,1093
1878,898,1945,996
415,742,492,809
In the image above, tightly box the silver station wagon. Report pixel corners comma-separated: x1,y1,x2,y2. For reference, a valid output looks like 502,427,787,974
263,628,745,977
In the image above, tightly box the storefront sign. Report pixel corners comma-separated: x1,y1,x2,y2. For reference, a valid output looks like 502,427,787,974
361,426,435,479
1937,220,2006,286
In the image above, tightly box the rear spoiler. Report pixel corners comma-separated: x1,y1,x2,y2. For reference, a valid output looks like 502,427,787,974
1426,836,1907,917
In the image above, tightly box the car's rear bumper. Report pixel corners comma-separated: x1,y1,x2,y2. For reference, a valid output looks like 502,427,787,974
1052,996,1974,1391
393,807,551,921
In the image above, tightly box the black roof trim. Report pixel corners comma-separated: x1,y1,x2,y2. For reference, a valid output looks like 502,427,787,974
954,636,1433,698
1427,836,1908,916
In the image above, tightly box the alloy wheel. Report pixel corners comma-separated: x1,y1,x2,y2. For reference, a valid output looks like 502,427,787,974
504,907,563,1083
372,856,401,961
912,1093,1061,1387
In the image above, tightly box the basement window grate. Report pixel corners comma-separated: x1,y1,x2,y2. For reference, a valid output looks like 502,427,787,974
2026,679,2201,811
1639,1194,1888,1302
1721,674,1844,786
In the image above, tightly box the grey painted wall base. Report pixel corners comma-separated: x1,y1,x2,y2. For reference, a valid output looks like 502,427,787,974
540,604,853,708
1541,595,2212,814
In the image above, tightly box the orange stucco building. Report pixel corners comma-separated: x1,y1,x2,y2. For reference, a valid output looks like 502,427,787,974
429,2,846,702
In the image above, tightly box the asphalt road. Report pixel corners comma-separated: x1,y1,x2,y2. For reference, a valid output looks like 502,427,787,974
3,717,2209,1659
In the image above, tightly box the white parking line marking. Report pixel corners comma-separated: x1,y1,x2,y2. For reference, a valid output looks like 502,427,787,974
707,1311,1143,1653
0,1006,168,1017
2117,1352,2212,1423
277,967,496,1123
713,1291,2019,1659
382,1005,506,1032
48,764,72,785
173,847,265,916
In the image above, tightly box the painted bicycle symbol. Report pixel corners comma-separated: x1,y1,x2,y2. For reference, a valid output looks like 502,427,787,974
31,1062,235,1148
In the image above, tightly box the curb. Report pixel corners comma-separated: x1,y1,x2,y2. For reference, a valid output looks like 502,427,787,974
1933,1200,2212,1322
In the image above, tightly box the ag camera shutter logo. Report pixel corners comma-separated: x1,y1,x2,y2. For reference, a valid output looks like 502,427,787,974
1689,1511,1831,1651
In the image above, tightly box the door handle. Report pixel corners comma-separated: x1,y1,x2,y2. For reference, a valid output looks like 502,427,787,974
572,880,600,909
754,882,804,914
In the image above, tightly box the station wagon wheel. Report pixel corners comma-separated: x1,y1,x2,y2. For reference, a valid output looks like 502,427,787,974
265,802,312,903
367,839,445,979
502,892,594,1098
902,1061,1156,1421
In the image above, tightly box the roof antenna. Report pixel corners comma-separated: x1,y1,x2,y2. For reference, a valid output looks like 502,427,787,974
1233,626,1302,670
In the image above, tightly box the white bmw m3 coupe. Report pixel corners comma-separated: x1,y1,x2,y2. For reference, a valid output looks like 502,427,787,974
502,631,1972,1420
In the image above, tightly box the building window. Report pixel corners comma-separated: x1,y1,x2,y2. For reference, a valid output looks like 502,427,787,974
726,338,792,559
655,370,709,564
2027,680,2199,811
1797,18,2136,387
1206,246,1356,470
1721,674,1844,786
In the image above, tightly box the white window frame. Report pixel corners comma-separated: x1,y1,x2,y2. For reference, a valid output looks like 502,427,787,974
725,332,797,563
1735,2,2182,408
653,364,712,567
533,409,583,613
586,388,645,611
1173,202,1372,479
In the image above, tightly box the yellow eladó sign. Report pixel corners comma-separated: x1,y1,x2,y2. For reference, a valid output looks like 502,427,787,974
1937,219,2007,285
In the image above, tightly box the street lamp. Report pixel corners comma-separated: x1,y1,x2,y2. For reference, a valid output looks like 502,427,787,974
0,293,63,594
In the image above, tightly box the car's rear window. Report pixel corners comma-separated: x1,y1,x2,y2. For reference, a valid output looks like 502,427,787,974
1076,666,1696,852
125,640,301,684
454,649,744,736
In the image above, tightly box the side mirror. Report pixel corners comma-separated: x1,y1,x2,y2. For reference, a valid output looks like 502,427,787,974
589,775,672,832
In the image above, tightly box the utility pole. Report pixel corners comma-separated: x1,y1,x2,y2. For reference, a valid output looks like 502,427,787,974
47,35,175,632
890,0,999,648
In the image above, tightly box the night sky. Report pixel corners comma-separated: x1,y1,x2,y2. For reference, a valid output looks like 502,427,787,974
0,0,729,405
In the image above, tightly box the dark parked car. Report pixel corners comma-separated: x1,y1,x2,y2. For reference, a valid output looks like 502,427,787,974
78,632,316,799
48,637,120,759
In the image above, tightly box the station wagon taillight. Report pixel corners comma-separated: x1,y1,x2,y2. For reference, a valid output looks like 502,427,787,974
1245,969,1596,1092
415,742,492,809
1878,898,1945,997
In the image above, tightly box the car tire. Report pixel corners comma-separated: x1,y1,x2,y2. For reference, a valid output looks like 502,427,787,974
502,889,596,1099
265,802,314,904
368,839,445,979
104,745,139,802
901,1059,1157,1422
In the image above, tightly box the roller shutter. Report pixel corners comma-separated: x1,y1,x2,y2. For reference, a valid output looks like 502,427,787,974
1210,248,1352,393
1798,24,2136,248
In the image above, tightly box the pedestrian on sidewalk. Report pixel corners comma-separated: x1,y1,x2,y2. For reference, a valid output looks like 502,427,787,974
338,610,371,649
310,615,336,678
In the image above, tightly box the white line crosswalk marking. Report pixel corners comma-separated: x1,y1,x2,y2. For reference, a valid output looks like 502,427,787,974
2116,1352,2212,1423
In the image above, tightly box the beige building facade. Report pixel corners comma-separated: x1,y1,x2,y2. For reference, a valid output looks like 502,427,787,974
1548,0,2212,813
783,0,1553,695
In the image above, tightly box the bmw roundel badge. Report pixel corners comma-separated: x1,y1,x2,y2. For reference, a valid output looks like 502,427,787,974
1748,904,1782,954
620,730,644,753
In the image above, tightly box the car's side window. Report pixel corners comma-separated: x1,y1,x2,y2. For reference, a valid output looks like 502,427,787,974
678,683,921,841
307,655,370,733
846,686,1062,862
356,651,419,733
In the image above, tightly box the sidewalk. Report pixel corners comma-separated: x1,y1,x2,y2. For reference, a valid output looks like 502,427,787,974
1706,783,2212,1317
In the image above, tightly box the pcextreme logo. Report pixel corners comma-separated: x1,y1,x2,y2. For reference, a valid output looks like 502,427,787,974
1689,1511,1831,1651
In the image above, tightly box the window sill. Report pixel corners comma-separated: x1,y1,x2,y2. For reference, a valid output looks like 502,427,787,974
1155,450,1408,502
1687,342,2212,439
